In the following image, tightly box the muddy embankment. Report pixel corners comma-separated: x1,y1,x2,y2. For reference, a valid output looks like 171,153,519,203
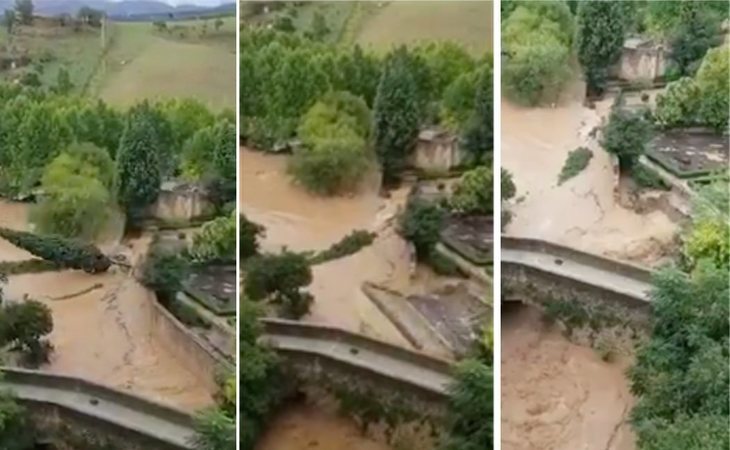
0,199,213,410
501,86,679,267
502,303,636,450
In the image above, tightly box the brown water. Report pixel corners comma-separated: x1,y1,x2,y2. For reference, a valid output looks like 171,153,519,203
240,148,413,345
255,403,393,450
502,304,635,450
0,200,212,410
501,90,679,266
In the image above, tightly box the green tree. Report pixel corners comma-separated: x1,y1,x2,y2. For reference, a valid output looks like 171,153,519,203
461,64,493,162
240,214,264,261
655,77,701,128
373,47,421,181
243,251,313,319
0,227,111,273
575,1,627,96
451,166,493,215
14,0,32,25
54,67,73,95
669,5,722,77
694,45,729,133
442,359,493,450
310,12,329,41
0,300,53,364
399,199,445,259
191,408,235,450
501,168,516,201
212,120,236,183
600,105,652,168
3,9,15,34
190,213,237,264
140,244,189,304
0,389,34,450
115,102,162,223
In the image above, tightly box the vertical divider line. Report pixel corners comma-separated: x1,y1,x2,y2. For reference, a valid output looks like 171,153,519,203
235,1,241,447
492,0,502,448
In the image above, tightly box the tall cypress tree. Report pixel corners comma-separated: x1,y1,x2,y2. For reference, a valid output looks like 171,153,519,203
576,1,627,97
462,64,493,163
0,227,111,273
115,102,162,223
373,47,421,182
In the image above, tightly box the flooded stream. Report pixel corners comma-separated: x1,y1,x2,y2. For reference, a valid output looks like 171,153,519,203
241,147,414,345
255,403,393,450
502,303,635,450
501,88,679,266
0,200,212,410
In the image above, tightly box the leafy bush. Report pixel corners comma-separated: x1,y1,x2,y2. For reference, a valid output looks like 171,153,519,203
451,166,493,215
240,214,264,261
502,5,572,105
442,359,493,450
243,251,313,319
0,227,111,273
190,213,237,264
310,230,376,265
631,165,669,191
694,45,729,133
655,77,702,128
140,244,189,304
558,147,593,185
601,105,653,168
0,300,53,365
684,218,729,273
398,199,445,260
501,168,516,201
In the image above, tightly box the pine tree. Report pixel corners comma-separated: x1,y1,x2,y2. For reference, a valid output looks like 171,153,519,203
373,47,421,181
576,1,627,97
115,102,162,223
0,227,111,273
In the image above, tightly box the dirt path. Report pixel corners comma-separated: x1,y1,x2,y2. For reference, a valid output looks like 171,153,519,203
501,96,679,267
502,304,635,450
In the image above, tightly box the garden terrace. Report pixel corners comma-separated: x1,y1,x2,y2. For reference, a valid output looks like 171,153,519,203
647,130,729,179
440,215,493,266
183,265,236,316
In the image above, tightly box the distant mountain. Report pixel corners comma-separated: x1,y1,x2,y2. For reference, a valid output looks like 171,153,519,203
0,0,235,20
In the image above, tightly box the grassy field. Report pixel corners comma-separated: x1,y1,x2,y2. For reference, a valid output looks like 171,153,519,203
91,17,236,111
353,1,493,56
0,24,104,91
0,16,235,111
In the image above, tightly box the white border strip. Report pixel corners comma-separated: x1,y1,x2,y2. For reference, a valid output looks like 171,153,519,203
492,0,502,448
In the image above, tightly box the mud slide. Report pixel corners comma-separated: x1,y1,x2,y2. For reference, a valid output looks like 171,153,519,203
501,90,679,266
0,201,212,410
502,304,635,450
240,148,413,346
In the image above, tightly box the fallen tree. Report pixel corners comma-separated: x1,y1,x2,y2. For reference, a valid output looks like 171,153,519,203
0,228,111,274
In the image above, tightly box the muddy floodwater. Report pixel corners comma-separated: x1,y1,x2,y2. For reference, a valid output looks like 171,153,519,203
502,304,635,450
255,403,393,450
501,88,679,266
241,148,415,345
0,200,212,410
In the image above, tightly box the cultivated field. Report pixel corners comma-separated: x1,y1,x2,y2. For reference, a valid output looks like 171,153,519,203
354,1,493,56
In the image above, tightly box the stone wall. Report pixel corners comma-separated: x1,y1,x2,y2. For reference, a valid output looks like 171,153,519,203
147,181,214,222
146,296,233,393
502,261,651,328
612,40,668,82
411,130,463,172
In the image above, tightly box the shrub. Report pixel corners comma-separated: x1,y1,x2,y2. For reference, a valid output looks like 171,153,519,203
243,251,313,319
451,166,493,215
140,245,189,304
0,227,111,273
0,300,53,365
655,77,701,128
694,45,729,133
241,214,264,261
684,218,729,273
601,106,652,168
501,168,516,201
310,230,376,264
190,213,237,264
631,165,669,191
558,147,593,185
442,359,493,450
398,199,445,259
